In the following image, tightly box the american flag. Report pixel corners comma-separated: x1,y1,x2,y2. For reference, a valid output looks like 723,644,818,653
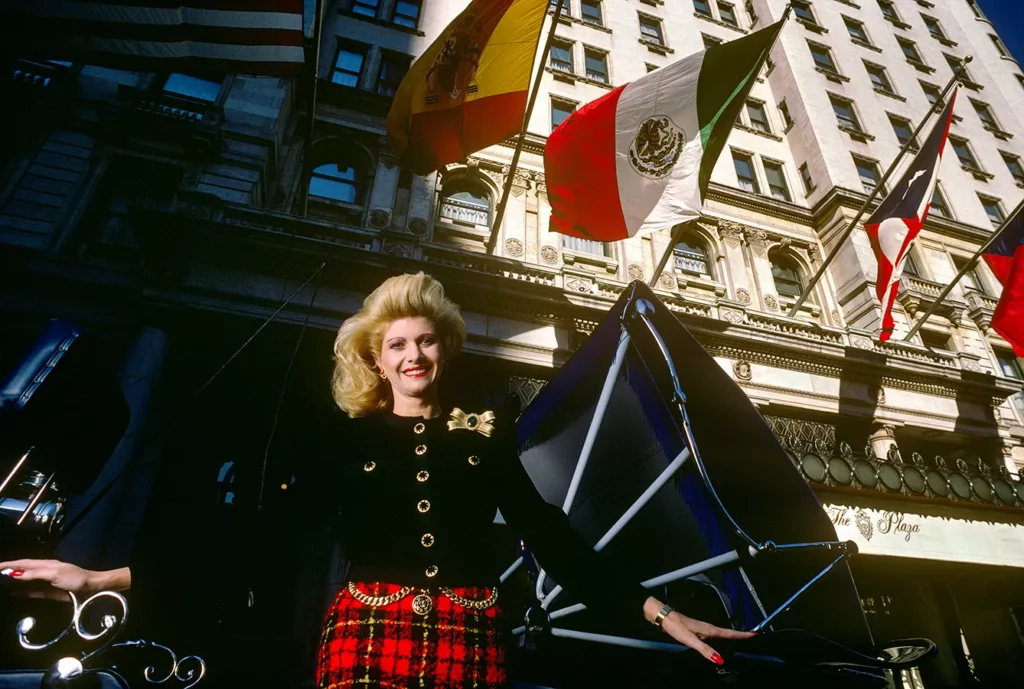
1,0,306,76
865,88,958,342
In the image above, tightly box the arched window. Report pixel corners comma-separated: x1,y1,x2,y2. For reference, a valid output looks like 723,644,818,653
770,252,805,299
439,179,492,227
310,162,361,204
674,232,712,278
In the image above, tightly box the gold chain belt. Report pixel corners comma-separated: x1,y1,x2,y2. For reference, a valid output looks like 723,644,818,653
346,582,498,616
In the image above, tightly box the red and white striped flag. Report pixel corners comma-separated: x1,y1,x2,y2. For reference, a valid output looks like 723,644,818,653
866,88,958,342
0,1,306,76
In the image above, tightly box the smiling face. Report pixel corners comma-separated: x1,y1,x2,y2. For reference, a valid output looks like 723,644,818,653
378,317,445,408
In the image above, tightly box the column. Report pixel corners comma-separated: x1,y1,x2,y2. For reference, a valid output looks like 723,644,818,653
718,222,750,303
407,171,436,239
500,168,529,260
367,136,399,230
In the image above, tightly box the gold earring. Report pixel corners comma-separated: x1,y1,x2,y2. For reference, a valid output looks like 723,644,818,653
380,369,387,380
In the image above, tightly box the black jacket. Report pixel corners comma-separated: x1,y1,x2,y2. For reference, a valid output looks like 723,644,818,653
324,407,650,619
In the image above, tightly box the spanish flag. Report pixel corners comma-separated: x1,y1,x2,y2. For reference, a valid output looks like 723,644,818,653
386,0,548,175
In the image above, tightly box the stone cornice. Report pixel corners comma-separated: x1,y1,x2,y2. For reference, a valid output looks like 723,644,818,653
129,202,1022,406
811,186,994,245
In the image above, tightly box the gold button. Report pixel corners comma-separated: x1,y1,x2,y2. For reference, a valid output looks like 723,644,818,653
416,470,430,482
468,455,480,466
425,565,438,578
414,422,426,434
415,444,427,456
421,533,434,548
363,461,376,472
417,500,431,513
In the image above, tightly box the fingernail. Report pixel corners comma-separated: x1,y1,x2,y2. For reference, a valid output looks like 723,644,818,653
9,569,24,577
710,652,724,666
0,568,12,576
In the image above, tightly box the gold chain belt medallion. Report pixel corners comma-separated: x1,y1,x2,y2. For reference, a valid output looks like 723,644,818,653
347,582,498,616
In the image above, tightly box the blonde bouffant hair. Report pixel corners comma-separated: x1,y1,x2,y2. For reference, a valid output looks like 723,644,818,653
331,272,466,417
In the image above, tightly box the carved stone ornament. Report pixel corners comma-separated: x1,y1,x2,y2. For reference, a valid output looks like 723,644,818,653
831,309,841,323
369,209,390,228
962,359,983,373
872,385,887,405
658,273,676,289
747,229,769,256
718,221,743,245
911,452,926,468
504,238,524,257
566,277,593,293
721,308,745,324
408,218,428,235
733,360,752,381
764,294,779,312
540,245,559,264
886,443,902,464
627,264,645,281
736,288,752,305
839,441,854,460
851,335,873,350
383,242,413,258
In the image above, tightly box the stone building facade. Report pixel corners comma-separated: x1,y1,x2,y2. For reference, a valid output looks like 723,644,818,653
3,0,1024,686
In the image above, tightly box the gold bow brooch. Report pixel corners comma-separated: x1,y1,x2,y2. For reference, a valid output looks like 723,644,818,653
448,408,495,437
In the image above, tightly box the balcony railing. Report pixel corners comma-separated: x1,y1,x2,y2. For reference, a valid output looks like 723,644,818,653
674,249,708,275
439,198,490,226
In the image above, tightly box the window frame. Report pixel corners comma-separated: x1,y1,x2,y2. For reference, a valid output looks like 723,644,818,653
717,1,740,28
550,39,575,73
1001,151,1024,186
351,0,380,18
977,194,1006,227
843,16,873,46
852,154,883,194
830,94,864,133
791,0,817,25
638,14,665,47
550,96,577,131
673,232,714,278
864,61,897,95
769,251,806,300
799,162,815,194
808,41,839,74
877,0,905,26
778,100,794,130
392,0,422,28
375,50,412,98
990,34,1010,59
160,73,224,103
897,37,925,65
439,178,494,229
583,46,610,84
693,0,713,18
762,158,792,202
744,99,772,133
949,135,982,172
702,33,723,49
930,184,952,218
920,329,955,352
970,99,1004,134
887,113,918,149
922,15,948,42
732,149,761,194
580,0,603,25
331,40,369,88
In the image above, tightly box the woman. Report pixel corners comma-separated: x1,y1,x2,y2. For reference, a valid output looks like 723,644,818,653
2,272,750,688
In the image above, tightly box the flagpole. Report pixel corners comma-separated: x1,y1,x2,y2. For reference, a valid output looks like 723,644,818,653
785,57,971,318
485,1,566,255
648,222,691,287
902,198,1024,342
300,0,326,218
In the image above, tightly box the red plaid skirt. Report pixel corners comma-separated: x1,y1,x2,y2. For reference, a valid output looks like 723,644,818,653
317,582,507,689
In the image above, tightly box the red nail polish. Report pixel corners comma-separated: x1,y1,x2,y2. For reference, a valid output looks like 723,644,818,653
10,569,24,577
710,652,724,666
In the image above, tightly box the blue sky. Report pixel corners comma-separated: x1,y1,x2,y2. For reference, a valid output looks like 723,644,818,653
979,1,1022,64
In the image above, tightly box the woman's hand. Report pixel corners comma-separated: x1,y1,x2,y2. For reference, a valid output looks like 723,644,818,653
0,559,131,601
643,596,754,665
